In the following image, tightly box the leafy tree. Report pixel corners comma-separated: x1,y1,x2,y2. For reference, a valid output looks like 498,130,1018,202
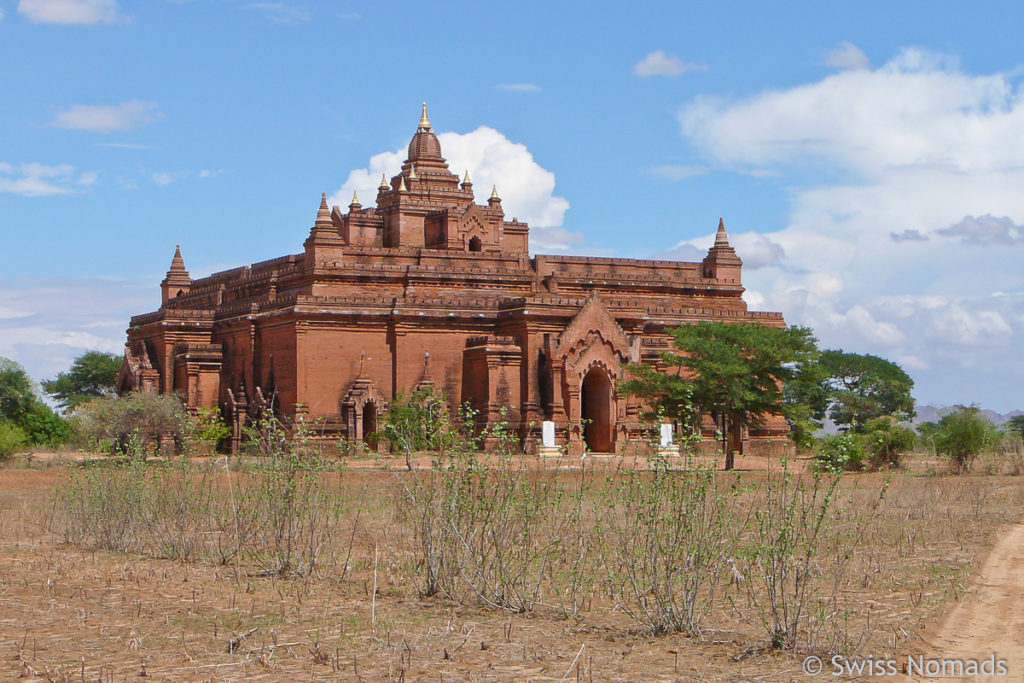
1006,415,1024,439
931,405,997,473
814,351,915,431
622,322,819,469
0,420,28,458
42,351,122,414
0,357,68,448
0,357,38,423
860,416,916,470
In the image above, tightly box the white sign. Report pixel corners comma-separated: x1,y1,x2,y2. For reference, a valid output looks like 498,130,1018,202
660,423,674,448
542,421,556,447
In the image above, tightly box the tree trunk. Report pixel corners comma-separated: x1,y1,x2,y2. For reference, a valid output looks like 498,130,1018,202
723,414,734,471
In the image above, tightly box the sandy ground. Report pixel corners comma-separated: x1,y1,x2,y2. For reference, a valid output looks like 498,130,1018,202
903,522,1024,682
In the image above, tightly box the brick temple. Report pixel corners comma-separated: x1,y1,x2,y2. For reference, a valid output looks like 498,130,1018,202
119,104,790,455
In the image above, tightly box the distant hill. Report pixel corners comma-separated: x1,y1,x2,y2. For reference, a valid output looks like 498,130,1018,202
914,405,1024,426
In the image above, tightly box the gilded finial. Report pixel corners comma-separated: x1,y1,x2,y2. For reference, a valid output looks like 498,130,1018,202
379,173,388,189
408,164,417,180
351,190,360,206
418,102,431,130
490,185,500,199
399,175,407,191
463,170,471,185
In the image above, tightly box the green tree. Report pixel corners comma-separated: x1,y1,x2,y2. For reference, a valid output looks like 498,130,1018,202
931,405,997,473
622,322,819,469
814,350,915,431
42,351,122,414
0,357,69,448
1006,415,1024,439
0,357,38,423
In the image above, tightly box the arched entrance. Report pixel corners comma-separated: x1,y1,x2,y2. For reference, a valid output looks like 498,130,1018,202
581,366,613,452
362,401,378,450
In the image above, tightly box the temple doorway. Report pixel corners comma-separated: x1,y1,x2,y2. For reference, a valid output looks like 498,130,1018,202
362,401,378,450
581,366,613,452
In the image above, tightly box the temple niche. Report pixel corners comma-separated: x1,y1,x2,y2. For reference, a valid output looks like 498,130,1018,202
119,104,791,456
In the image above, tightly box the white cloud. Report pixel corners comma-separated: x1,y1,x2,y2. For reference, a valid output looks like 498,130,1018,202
676,47,1024,410
151,171,175,186
495,83,541,94
826,41,870,70
0,276,154,383
51,101,160,133
18,0,120,24
328,125,570,232
634,50,700,77
0,162,96,196
245,3,310,24
658,229,785,270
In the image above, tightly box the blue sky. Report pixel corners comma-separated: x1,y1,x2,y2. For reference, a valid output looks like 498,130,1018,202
2,0,1024,412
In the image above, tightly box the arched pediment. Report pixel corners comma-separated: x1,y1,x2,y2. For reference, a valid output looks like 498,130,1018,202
554,293,632,362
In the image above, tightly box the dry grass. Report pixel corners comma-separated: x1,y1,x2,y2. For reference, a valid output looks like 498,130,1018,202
0,456,1022,681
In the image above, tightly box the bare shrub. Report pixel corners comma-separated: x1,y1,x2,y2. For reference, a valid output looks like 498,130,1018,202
598,456,742,635
71,393,186,455
737,463,887,650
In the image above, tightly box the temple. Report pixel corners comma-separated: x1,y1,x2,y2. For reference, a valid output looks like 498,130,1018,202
119,104,790,455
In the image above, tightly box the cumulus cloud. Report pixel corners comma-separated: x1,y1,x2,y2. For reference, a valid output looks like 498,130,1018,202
495,83,541,93
18,0,120,24
0,162,96,196
937,214,1024,245
657,229,785,270
51,101,161,133
676,47,1024,409
0,276,153,384
634,50,700,77
329,126,570,232
826,41,870,70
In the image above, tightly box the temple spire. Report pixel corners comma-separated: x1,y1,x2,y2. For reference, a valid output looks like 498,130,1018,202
418,102,431,131
490,185,500,199
399,175,407,191
463,170,471,185
379,173,388,189
316,192,332,226
408,164,417,180
350,190,361,209
169,244,187,274
714,217,730,247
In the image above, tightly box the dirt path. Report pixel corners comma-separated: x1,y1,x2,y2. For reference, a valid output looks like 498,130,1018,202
908,521,1024,681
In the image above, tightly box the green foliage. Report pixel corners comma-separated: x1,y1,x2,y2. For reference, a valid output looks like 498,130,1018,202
0,357,39,424
0,357,69,449
72,392,186,456
930,405,998,473
0,419,28,458
42,351,122,413
185,406,230,455
1006,415,1024,438
20,402,70,446
815,432,867,472
622,322,819,467
861,417,916,470
815,350,915,431
378,387,461,469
